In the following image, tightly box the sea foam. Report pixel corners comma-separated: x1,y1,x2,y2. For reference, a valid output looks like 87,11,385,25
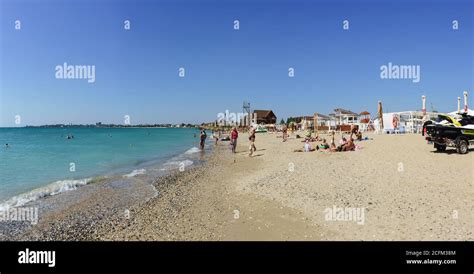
184,147,201,154
0,178,93,211
123,169,146,178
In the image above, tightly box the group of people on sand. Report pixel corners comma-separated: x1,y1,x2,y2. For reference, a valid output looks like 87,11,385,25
229,126,256,157
198,126,257,157
293,129,360,153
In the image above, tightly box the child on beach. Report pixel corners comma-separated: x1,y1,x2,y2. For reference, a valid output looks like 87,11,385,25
294,140,315,152
282,124,288,142
211,130,219,145
248,127,256,156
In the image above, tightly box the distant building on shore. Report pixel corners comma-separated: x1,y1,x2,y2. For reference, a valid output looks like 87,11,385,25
253,110,277,125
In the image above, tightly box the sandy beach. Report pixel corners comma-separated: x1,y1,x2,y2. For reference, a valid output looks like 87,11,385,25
4,131,472,241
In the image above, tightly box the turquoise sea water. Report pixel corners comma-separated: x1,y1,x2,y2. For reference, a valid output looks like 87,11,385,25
0,127,203,206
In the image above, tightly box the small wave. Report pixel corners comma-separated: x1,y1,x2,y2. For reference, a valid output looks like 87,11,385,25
163,159,193,167
123,169,146,178
0,178,93,211
159,159,194,172
184,147,201,154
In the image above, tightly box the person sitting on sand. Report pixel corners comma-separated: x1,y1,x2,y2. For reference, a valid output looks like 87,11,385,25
319,139,330,149
342,134,356,151
304,140,313,152
294,140,315,152
355,130,363,141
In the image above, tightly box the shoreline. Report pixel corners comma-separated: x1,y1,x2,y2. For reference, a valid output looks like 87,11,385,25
1,131,472,241
0,142,211,241
0,140,208,210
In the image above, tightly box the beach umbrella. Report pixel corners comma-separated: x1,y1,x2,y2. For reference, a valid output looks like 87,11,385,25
377,101,384,131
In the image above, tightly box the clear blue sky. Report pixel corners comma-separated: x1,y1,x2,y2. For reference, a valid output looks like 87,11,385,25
1,0,472,126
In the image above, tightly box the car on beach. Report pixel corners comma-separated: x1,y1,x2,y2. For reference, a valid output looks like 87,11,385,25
422,113,474,154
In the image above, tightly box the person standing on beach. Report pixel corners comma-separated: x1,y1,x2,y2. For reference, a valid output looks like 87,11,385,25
199,129,207,150
248,126,256,157
231,127,238,153
212,130,219,145
282,124,288,142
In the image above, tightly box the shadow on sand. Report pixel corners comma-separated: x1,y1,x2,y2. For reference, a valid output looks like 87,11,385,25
430,148,474,155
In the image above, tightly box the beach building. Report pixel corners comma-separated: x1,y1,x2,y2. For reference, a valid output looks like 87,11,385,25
293,116,313,130
358,111,374,132
329,108,360,132
312,113,332,132
253,110,277,125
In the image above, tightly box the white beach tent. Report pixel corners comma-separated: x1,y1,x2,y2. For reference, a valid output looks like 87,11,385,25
381,111,438,134
449,108,474,116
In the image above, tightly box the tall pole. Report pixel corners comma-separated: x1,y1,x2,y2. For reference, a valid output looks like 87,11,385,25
458,97,461,113
463,91,468,112
422,95,426,115
314,113,318,136
339,110,342,134
378,101,384,133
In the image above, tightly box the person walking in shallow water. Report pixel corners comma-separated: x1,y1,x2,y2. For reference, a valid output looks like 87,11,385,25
231,127,238,153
